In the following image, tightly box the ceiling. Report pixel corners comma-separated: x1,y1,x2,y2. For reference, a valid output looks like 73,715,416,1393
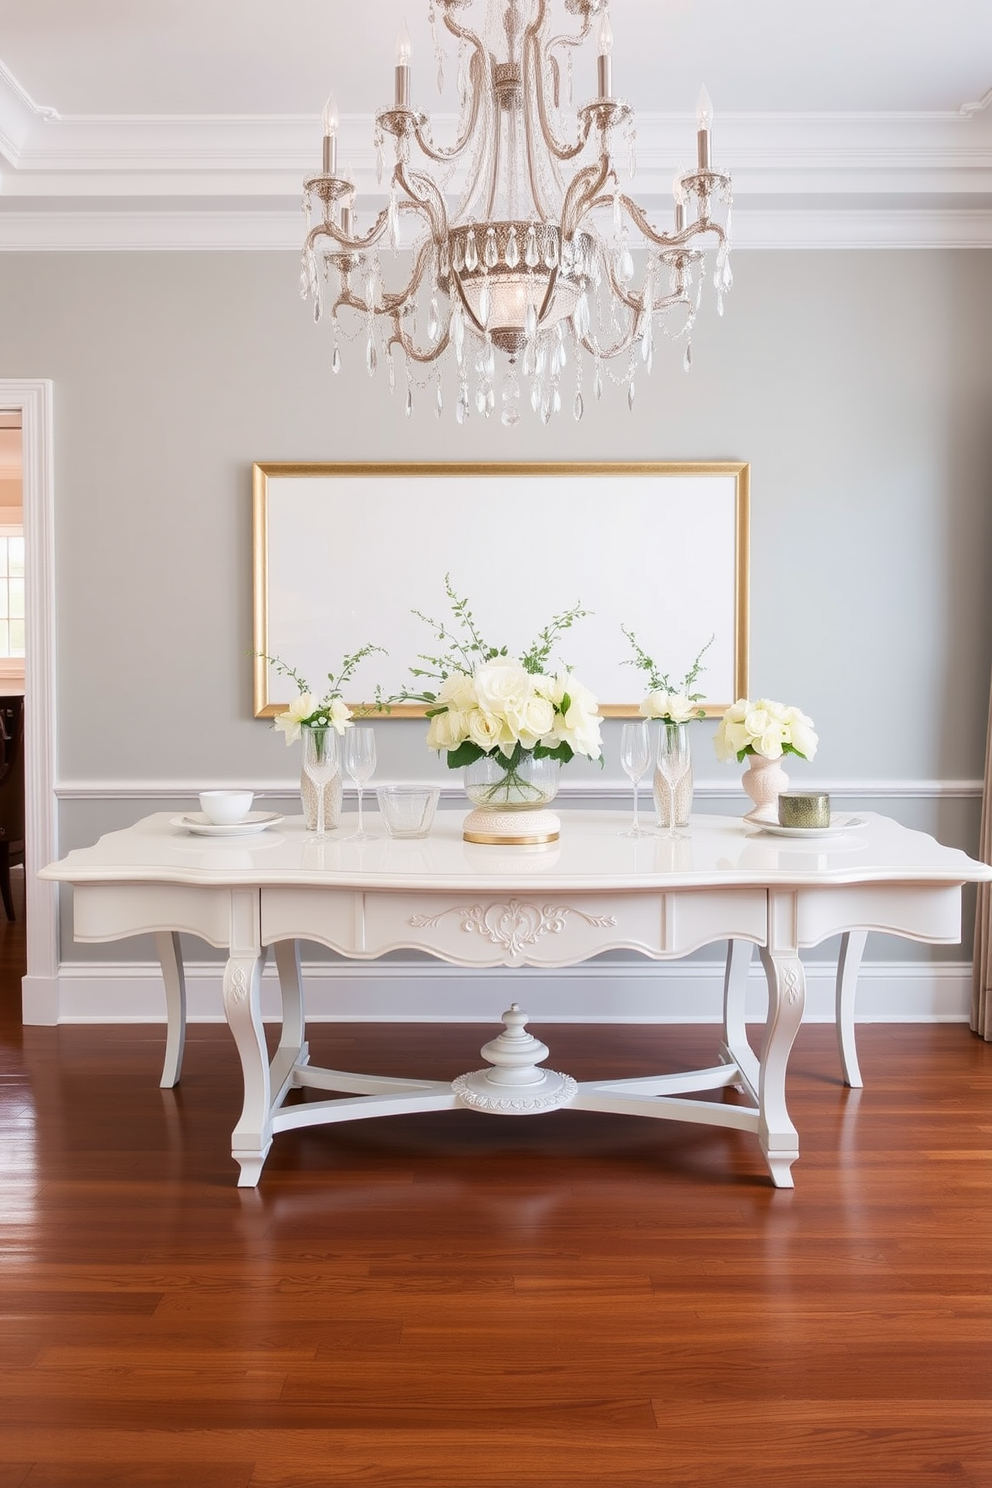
0,0,990,250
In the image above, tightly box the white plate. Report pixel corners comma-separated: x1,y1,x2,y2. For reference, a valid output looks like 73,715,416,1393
170,811,284,838
743,811,866,839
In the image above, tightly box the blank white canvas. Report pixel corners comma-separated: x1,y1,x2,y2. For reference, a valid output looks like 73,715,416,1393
258,468,745,714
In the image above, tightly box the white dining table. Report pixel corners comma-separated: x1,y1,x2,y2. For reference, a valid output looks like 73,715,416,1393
40,809,992,1188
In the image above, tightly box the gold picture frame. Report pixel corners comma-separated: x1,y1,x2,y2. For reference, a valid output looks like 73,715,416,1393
253,461,749,719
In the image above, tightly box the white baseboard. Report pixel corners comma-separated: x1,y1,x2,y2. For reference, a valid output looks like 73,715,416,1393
46,957,974,1026
21,974,60,1025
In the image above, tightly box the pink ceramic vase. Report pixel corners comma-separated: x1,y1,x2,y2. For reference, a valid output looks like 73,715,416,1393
742,752,789,812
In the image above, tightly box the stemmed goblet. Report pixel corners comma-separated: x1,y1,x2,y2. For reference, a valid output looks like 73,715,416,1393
344,726,377,842
656,722,690,838
619,721,651,838
301,725,340,840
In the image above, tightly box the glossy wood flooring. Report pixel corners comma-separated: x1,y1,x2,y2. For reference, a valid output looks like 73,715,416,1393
1,888,991,1486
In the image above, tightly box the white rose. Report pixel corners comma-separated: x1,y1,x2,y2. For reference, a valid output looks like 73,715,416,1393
665,692,696,724
756,726,785,759
557,697,603,760
437,671,477,712
714,714,753,762
725,721,753,756
427,707,469,752
473,659,531,715
713,717,732,762
784,713,818,760
639,690,667,721
743,707,772,742
467,709,504,752
504,694,555,749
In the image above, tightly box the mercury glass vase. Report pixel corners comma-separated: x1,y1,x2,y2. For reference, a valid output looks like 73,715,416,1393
300,752,343,831
653,721,694,828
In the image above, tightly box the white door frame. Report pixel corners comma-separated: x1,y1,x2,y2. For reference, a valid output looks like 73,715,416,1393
0,380,58,1021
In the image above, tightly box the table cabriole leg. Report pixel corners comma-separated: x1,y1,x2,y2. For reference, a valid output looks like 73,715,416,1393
155,930,186,1089
721,938,758,1094
222,890,270,1187
757,943,806,1188
272,939,309,1093
836,929,868,1088
225,951,270,1186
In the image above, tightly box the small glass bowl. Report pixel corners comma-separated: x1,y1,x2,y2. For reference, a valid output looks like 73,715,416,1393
376,786,439,839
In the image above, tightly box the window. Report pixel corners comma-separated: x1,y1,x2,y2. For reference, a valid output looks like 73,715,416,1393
0,530,24,660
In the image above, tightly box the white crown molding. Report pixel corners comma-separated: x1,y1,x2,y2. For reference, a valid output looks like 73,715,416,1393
0,60,58,163
959,85,992,118
0,102,990,251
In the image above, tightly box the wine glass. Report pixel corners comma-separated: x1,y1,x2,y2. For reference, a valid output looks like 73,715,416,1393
301,725,340,840
619,721,651,838
656,722,690,838
344,726,377,842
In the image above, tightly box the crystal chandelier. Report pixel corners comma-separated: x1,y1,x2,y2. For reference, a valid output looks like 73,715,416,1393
301,0,732,425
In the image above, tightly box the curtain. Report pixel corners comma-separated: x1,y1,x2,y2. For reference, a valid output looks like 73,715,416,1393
971,671,992,1038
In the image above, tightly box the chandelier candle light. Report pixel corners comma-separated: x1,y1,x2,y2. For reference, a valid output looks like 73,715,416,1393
301,0,733,425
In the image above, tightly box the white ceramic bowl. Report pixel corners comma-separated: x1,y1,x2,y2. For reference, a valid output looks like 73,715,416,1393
198,789,254,825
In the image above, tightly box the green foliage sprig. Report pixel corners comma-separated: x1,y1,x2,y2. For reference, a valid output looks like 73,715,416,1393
621,626,713,715
396,574,591,706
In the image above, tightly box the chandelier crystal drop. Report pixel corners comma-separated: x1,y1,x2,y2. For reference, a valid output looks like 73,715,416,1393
301,0,732,425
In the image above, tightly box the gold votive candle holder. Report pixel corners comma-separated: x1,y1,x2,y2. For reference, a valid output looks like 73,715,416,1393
778,791,830,829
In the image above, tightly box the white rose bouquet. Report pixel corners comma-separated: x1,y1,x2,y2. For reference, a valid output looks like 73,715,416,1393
397,577,604,774
622,627,713,724
714,697,818,763
260,645,386,744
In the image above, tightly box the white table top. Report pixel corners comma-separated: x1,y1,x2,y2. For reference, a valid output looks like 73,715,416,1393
41,810,992,893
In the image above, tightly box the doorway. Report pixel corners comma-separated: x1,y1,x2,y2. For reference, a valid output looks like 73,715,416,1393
0,382,56,1023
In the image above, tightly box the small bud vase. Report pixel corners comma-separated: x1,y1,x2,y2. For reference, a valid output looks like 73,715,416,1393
742,753,789,812
653,721,694,828
462,754,560,845
300,764,343,831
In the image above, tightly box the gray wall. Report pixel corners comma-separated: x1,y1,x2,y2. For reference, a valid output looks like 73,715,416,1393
1,248,991,967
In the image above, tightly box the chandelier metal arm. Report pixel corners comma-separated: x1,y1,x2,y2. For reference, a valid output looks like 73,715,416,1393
438,0,487,55
617,194,728,254
411,49,486,162
542,4,596,111
394,162,450,246
525,25,594,164
379,238,438,318
388,320,451,366
559,152,610,240
598,255,693,328
305,206,390,256
484,96,505,221
449,270,488,340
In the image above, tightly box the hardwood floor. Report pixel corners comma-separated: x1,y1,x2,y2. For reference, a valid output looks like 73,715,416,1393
1,889,990,1486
